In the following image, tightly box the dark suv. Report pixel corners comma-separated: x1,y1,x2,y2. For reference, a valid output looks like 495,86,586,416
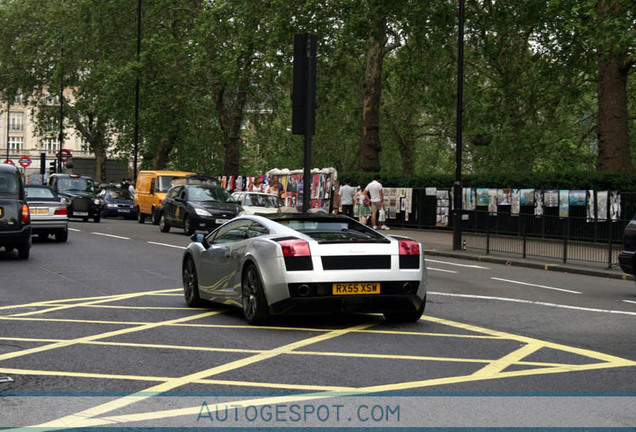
159,183,242,235
0,164,31,259
619,215,636,280
48,174,103,222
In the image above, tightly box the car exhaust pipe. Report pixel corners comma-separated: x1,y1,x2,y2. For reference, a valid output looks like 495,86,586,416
402,283,414,295
297,284,311,297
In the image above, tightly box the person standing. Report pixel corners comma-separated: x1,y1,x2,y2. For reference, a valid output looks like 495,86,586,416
365,174,388,230
339,179,357,218
355,187,371,225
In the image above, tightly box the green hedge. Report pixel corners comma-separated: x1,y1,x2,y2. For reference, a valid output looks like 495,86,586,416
340,171,636,191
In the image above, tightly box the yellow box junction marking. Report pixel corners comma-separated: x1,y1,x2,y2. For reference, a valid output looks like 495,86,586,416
0,290,634,431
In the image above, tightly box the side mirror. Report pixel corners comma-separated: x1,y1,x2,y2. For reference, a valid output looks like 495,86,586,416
190,233,209,248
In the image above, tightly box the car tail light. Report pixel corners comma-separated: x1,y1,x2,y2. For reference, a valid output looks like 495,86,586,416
398,239,420,256
21,204,30,223
277,238,312,271
278,239,311,257
398,239,420,269
55,207,68,216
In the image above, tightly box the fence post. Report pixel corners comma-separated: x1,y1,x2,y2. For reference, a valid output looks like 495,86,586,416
563,217,568,264
486,214,490,255
522,214,527,259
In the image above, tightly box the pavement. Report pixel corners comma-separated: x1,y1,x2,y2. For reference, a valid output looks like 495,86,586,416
389,227,634,282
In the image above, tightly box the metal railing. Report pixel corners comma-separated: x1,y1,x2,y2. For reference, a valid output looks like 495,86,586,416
387,189,635,268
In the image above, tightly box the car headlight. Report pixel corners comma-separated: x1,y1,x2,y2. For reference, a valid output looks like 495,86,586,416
195,208,212,217
60,197,69,205
94,199,101,205
106,203,118,208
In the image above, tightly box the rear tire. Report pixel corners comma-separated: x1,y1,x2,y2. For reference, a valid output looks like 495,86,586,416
55,230,68,242
151,208,160,225
241,264,269,325
17,242,30,260
182,256,204,307
383,296,426,323
159,213,170,232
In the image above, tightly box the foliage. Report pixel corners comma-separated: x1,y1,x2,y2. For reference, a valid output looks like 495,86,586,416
0,0,633,180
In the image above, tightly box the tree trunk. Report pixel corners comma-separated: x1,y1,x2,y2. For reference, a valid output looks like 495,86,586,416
596,55,633,171
596,0,633,172
359,17,387,173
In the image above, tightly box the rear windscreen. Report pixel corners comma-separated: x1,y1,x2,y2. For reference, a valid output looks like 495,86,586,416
0,173,19,196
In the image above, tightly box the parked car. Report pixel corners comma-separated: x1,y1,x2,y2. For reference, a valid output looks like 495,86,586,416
232,191,299,215
159,183,242,235
619,214,636,281
0,163,31,259
134,170,195,224
48,174,103,223
24,185,69,242
98,186,137,219
181,213,427,324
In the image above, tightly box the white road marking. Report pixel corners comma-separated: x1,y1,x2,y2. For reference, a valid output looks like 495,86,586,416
91,232,130,240
623,300,636,305
491,277,581,294
147,241,186,250
429,291,636,317
426,259,490,269
68,228,81,232
427,267,459,274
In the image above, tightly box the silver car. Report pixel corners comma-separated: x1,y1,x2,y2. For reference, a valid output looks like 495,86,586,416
182,214,427,324
25,185,69,242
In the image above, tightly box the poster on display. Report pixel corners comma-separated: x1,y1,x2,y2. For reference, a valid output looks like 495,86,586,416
534,190,544,216
497,189,512,206
597,191,608,221
488,189,498,215
511,189,521,216
569,190,586,206
610,191,621,221
520,189,535,206
436,190,450,227
544,190,559,207
476,188,489,207
586,190,595,221
559,190,569,218
463,188,475,211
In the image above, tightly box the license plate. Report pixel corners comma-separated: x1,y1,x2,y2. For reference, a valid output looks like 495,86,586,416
74,211,89,216
31,208,49,215
118,209,130,213
332,282,380,295
215,218,228,224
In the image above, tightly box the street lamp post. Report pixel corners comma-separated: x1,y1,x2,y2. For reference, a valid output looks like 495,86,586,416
133,0,142,181
58,44,64,173
452,0,465,250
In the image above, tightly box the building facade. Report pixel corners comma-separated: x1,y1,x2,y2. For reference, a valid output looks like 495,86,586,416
0,90,93,177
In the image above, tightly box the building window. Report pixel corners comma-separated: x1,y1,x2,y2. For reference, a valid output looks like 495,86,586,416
9,112,23,131
9,136,23,151
42,137,57,152
14,92,23,105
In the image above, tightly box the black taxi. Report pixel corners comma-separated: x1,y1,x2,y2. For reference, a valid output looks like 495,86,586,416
0,163,31,259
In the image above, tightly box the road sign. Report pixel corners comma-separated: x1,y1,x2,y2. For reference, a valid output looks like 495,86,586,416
19,156,32,168
57,148,72,162
3,159,14,165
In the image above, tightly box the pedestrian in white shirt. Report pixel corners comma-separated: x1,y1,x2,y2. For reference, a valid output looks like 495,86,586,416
338,179,357,218
364,175,389,230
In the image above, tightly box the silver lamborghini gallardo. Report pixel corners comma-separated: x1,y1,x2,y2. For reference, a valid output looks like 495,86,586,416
181,214,427,324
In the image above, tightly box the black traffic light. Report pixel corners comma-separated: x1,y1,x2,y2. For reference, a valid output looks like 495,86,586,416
291,33,316,135
49,160,57,174
40,153,46,176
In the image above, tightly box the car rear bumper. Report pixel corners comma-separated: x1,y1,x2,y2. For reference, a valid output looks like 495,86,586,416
269,293,425,316
0,224,31,246
30,218,68,233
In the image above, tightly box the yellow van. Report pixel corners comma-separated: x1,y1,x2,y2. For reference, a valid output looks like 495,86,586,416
134,170,195,224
